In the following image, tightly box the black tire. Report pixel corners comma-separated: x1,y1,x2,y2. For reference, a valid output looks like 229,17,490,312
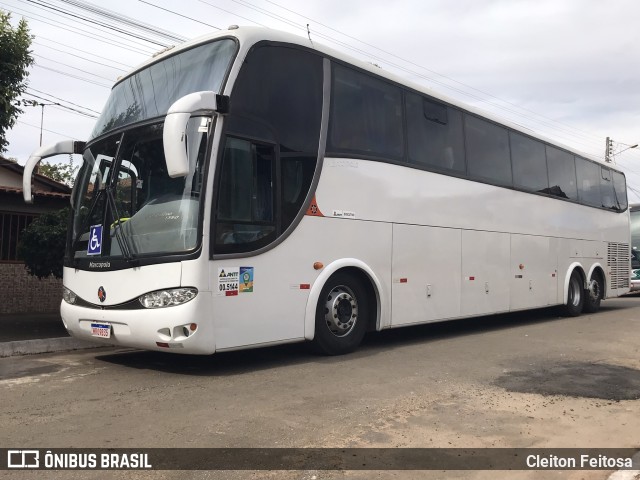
583,272,604,313
561,270,584,317
312,272,369,355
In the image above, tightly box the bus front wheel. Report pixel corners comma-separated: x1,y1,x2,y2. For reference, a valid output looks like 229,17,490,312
562,270,584,317
312,272,368,355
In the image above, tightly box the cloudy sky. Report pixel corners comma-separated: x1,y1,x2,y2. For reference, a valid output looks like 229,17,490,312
3,0,640,199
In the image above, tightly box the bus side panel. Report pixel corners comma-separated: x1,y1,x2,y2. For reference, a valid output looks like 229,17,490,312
461,230,510,316
510,234,558,310
391,224,461,326
211,216,392,350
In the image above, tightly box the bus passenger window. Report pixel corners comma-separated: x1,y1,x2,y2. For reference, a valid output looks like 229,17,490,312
329,64,403,159
600,167,616,209
510,132,548,193
575,157,601,207
464,115,512,186
612,171,628,211
546,146,578,201
406,93,465,173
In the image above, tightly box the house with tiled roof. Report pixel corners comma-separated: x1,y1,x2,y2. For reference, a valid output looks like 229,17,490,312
0,156,71,313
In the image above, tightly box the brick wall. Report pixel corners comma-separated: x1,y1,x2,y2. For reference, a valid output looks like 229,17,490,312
0,263,62,314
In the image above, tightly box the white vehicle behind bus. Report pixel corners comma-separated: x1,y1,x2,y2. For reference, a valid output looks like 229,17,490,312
629,205,640,292
23,26,631,355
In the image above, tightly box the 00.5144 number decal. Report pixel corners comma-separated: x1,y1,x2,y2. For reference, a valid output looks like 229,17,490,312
219,283,238,292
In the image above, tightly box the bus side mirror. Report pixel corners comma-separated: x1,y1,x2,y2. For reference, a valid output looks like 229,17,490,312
163,91,229,178
23,140,86,203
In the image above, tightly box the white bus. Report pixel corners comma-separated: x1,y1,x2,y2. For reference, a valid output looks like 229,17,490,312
23,27,630,355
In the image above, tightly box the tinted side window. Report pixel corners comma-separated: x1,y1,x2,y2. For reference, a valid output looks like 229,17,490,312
612,171,628,211
546,146,577,200
215,137,276,254
575,157,601,207
464,115,512,186
406,93,465,173
230,45,323,154
600,167,616,210
510,132,548,192
329,64,403,159
223,45,323,253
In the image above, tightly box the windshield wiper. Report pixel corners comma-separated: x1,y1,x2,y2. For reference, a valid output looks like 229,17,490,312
105,187,136,263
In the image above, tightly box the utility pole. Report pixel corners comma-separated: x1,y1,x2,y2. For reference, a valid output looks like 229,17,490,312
606,137,638,163
39,103,45,147
605,137,613,163
22,100,55,147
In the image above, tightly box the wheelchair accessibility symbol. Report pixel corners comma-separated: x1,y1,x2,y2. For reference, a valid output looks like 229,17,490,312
87,225,103,255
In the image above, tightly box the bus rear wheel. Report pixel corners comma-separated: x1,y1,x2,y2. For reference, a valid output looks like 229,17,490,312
583,272,604,313
312,272,368,355
561,270,584,317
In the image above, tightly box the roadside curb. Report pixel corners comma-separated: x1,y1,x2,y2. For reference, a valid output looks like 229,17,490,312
0,337,104,358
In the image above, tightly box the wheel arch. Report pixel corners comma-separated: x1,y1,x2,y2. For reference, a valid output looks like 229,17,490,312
562,262,586,304
587,263,607,296
304,259,383,341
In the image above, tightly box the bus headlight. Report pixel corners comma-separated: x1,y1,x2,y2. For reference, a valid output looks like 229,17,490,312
62,287,77,304
139,288,198,308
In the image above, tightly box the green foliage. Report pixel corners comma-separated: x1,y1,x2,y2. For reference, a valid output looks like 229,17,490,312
0,11,34,153
18,207,69,279
39,157,79,187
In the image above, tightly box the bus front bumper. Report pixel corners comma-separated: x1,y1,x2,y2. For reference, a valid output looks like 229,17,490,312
60,293,215,355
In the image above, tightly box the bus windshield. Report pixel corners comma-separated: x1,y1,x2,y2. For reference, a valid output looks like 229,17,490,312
71,118,209,262
90,38,237,139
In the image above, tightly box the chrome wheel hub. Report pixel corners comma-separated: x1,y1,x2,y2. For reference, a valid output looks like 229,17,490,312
569,276,582,307
324,285,358,337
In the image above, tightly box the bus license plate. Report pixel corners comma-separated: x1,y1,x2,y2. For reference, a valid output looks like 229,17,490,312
91,322,111,338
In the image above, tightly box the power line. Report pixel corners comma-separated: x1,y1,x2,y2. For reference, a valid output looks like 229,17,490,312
4,2,155,55
27,88,101,114
4,1,157,55
34,53,116,82
137,0,220,30
34,64,112,88
24,92,99,118
14,0,160,52
58,0,188,43
198,0,269,28
36,35,135,68
16,119,79,139
33,40,129,72
23,0,174,47
50,104,98,119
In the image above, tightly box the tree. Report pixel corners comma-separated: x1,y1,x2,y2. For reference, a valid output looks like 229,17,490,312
0,11,34,153
18,207,69,279
39,157,79,187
